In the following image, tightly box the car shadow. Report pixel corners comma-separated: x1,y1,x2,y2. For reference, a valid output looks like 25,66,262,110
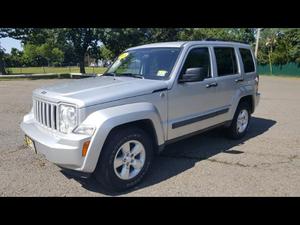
60,116,276,196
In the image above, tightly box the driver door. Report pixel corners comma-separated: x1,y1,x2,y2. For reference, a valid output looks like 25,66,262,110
167,47,221,141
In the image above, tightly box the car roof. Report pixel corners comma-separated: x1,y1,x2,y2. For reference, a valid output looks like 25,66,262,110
127,41,187,50
126,40,250,51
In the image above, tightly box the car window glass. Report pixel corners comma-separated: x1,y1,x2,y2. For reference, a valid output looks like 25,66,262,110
239,48,255,73
180,47,211,79
214,47,238,76
108,48,181,80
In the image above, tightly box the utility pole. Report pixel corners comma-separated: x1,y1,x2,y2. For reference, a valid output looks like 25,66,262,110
255,28,261,58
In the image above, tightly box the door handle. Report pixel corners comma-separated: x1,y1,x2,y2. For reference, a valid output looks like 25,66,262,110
206,82,218,88
235,78,244,83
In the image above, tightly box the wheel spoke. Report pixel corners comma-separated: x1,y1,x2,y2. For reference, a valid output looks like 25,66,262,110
242,110,248,119
132,159,143,170
121,142,131,155
114,157,123,169
131,143,143,157
237,120,242,127
120,165,130,179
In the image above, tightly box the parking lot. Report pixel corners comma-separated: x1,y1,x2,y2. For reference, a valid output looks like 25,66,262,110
0,76,299,196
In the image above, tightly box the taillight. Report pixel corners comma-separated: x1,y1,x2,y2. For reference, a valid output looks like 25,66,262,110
255,75,259,93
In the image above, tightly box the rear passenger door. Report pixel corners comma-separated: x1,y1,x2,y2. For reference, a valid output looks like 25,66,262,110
213,47,243,114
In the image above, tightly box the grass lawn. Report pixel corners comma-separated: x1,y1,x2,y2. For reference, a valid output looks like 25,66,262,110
7,67,107,75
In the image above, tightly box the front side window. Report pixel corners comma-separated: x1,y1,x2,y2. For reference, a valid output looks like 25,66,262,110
214,47,238,76
180,47,211,79
105,48,181,80
239,48,255,73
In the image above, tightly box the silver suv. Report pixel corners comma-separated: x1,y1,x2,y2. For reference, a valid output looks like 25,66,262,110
21,40,260,192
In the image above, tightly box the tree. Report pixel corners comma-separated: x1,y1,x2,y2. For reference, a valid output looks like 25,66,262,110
3,28,65,68
59,28,100,73
275,28,300,65
179,28,230,40
23,43,64,67
7,28,51,45
178,28,255,43
5,48,25,67
38,43,64,66
99,28,146,58
100,28,184,58
99,46,114,60
144,28,183,43
0,44,6,75
0,28,10,74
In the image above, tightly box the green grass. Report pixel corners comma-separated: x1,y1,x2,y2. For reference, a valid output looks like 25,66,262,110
7,66,107,75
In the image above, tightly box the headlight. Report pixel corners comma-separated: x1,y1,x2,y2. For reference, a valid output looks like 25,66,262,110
59,104,77,134
73,124,95,136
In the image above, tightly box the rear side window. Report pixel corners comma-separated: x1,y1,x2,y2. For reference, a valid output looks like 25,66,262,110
214,47,238,76
181,47,211,78
239,48,255,73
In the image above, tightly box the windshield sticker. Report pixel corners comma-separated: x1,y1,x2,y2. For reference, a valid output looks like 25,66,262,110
118,52,129,60
157,70,168,77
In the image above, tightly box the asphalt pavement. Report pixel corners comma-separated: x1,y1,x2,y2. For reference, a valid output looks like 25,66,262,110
0,76,299,196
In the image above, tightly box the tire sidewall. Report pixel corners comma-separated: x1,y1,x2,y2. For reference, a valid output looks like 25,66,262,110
96,127,153,192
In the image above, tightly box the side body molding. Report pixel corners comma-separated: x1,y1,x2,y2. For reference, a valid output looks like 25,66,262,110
80,102,164,173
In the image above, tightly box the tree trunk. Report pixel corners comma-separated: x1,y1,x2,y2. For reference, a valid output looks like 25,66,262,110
79,55,85,74
0,58,7,75
269,45,273,75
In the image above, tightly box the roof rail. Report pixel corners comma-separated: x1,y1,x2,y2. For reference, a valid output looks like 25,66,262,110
202,38,249,45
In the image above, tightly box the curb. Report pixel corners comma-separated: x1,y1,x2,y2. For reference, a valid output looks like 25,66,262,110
0,73,103,79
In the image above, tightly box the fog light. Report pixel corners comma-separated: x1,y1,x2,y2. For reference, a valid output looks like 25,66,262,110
82,140,91,157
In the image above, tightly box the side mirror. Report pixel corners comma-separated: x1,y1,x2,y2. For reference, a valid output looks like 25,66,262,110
178,67,207,83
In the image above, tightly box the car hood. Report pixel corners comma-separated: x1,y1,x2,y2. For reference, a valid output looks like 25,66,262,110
33,76,168,108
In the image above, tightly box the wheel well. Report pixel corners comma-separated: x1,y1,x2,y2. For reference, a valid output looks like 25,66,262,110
239,95,254,113
108,119,159,152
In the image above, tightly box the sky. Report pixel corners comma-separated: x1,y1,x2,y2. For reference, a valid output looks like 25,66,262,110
0,37,22,53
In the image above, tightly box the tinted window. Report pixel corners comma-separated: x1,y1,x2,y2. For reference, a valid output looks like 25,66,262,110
239,48,255,73
181,48,211,79
214,47,238,76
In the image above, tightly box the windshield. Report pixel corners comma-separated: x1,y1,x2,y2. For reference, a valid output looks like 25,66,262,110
105,47,181,80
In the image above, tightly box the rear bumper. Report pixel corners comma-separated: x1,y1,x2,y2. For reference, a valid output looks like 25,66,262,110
255,92,260,108
251,92,260,114
20,113,92,172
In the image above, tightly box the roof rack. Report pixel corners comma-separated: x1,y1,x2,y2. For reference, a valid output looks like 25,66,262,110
202,38,249,45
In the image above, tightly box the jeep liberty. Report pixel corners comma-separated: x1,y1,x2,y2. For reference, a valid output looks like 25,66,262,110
21,40,260,192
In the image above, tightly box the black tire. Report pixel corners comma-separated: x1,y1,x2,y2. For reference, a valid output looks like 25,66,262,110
226,102,251,139
94,126,154,192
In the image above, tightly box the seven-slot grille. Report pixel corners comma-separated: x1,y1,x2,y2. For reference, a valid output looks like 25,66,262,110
33,99,58,130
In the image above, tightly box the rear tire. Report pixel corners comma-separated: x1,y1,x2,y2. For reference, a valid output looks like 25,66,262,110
226,102,251,139
94,126,154,192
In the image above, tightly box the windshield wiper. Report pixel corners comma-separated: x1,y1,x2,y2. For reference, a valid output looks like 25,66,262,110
117,73,144,79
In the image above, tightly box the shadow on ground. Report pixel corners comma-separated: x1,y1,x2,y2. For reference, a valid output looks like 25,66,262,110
61,117,276,196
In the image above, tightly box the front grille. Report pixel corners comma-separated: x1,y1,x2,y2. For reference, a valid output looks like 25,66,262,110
33,99,58,130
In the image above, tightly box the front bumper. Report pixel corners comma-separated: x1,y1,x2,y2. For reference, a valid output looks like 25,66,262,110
20,113,91,172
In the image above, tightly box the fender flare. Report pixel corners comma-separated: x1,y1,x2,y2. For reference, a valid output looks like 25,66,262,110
228,85,255,121
80,102,164,173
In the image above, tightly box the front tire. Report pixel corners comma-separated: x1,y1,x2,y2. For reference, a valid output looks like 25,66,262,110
226,102,251,139
94,126,154,192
